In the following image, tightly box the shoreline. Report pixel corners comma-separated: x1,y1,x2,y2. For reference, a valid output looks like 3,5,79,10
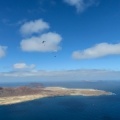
0,87,115,105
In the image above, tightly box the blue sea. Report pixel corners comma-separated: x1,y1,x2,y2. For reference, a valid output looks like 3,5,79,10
0,81,120,120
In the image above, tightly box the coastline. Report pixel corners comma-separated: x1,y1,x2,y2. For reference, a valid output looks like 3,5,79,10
0,87,115,105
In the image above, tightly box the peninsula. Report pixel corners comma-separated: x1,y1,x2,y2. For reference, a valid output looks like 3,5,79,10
0,84,114,105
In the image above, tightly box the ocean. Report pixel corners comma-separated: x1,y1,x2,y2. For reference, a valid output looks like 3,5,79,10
0,81,120,120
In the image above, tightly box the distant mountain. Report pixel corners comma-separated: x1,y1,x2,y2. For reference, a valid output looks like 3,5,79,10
0,83,44,97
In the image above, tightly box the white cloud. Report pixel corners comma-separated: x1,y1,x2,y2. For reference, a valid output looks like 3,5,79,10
13,63,35,70
20,32,62,52
64,0,98,12
20,19,50,36
72,43,120,59
0,46,7,58
20,19,62,52
1,69,120,81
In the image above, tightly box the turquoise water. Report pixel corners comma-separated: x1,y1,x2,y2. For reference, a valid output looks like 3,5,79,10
0,81,120,120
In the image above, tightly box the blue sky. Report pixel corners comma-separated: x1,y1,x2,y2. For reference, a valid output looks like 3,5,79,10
1,0,120,82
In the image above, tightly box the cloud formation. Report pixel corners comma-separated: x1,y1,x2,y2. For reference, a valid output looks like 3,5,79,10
20,19,50,36
64,0,98,12
72,43,120,59
13,63,35,70
0,46,7,58
20,19,62,52
20,32,62,52
1,69,120,81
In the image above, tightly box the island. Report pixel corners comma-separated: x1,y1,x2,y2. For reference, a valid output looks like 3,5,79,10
0,84,115,105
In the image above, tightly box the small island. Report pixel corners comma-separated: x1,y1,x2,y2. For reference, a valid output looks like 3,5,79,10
0,84,115,105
